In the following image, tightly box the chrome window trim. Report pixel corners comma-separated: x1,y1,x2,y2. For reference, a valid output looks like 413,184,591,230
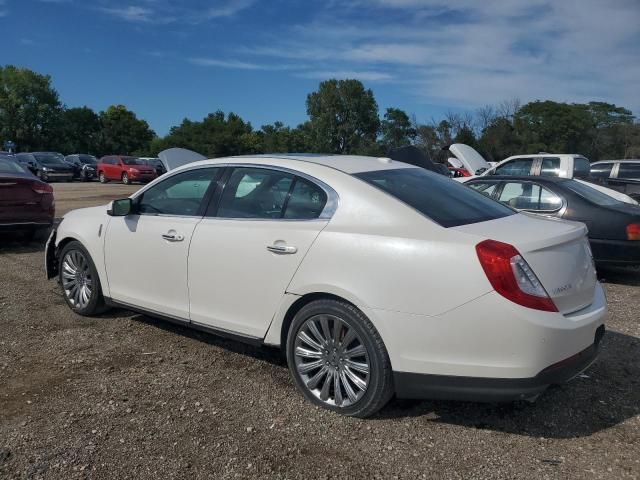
498,180,566,214
131,162,339,221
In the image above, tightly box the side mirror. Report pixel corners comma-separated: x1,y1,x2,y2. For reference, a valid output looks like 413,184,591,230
107,198,133,216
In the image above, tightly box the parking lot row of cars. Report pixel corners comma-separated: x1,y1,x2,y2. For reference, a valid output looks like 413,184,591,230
3,151,166,184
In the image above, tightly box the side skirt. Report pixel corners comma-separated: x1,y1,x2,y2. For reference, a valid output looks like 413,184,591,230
104,297,264,347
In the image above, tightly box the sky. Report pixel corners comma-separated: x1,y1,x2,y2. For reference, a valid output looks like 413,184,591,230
2,0,639,136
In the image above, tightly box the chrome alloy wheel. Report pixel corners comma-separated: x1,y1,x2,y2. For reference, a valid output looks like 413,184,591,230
294,314,370,407
61,250,93,309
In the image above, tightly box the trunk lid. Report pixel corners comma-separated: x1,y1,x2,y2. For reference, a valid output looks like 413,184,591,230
453,213,597,314
0,175,44,222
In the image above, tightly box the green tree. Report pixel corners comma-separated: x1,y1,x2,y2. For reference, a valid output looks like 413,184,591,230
0,65,62,151
99,105,155,155
306,79,380,154
59,106,101,154
380,107,416,150
514,100,592,154
159,110,254,157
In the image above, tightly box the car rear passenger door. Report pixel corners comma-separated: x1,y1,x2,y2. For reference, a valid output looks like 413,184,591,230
496,181,564,216
188,166,335,339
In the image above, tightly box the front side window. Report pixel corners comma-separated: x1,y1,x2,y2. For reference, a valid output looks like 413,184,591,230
217,167,294,219
617,163,640,180
590,163,614,178
355,168,514,228
494,158,534,176
498,182,562,211
137,168,219,216
468,182,499,198
540,157,561,177
573,157,591,178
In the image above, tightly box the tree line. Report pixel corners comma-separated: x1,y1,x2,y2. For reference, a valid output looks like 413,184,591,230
1,65,639,162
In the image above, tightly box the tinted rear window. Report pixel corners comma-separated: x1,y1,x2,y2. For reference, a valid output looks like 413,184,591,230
355,168,515,227
563,179,620,206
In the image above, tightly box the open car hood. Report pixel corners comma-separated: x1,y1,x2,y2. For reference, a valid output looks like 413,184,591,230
158,148,207,171
448,144,490,175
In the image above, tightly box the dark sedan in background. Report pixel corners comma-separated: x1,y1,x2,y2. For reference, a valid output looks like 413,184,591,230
15,152,74,182
65,154,98,181
0,156,55,238
466,175,640,267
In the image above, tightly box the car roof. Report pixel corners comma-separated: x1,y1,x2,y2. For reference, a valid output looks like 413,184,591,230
467,175,570,183
195,154,416,174
592,159,640,164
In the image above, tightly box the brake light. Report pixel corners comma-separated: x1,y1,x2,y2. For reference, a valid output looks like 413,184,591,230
476,239,558,312
627,223,640,241
31,181,53,194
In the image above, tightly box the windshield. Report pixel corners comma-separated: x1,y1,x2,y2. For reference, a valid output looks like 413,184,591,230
78,154,97,165
563,179,620,206
355,168,515,227
122,157,144,165
0,158,27,174
35,153,66,165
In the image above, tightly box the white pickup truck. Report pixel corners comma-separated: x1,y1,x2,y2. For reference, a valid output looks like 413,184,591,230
448,143,638,205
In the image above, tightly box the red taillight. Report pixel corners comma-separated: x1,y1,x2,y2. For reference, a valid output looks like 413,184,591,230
476,239,558,312
627,223,640,241
31,181,53,195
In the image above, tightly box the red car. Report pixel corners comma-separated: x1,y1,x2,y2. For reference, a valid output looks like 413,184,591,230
97,155,157,185
0,156,54,238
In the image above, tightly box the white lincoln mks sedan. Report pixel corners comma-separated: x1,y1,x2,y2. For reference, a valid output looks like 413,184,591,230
46,154,606,417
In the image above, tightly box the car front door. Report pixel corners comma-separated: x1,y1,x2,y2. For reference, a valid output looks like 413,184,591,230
104,167,221,318
188,166,335,338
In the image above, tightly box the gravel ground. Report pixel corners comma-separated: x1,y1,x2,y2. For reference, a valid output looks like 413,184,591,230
1,183,639,479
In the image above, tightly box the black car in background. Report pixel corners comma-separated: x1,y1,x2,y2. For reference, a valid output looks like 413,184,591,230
590,160,640,201
15,152,74,182
465,175,640,267
65,154,98,181
138,157,167,176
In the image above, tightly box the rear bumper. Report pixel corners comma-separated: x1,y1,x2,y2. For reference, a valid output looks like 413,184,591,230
0,220,53,230
590,238,640,266
394,325,604,401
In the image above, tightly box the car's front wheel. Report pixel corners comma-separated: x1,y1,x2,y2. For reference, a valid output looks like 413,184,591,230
59,241,108,316
98,172,108,183
286,299,393,417
121,172,129,185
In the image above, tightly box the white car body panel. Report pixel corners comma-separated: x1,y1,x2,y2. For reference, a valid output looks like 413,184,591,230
448,143,490,174
104,215,201,319
51,153,606,395
188,218,328,338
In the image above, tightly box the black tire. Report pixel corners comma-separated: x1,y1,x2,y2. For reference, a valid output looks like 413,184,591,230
286,299,394,418
58,241,109,316
121,172,129,185
99,172,108,183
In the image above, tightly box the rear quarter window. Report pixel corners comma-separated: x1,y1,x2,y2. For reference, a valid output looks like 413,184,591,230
355,168,515,228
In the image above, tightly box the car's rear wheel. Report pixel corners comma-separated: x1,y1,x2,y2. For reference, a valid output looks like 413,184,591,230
59,241,108,316
286,299,393,417
121,172,129,185
99,172,108,183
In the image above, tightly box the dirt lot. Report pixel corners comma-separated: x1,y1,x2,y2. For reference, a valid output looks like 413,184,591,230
1,183,639,479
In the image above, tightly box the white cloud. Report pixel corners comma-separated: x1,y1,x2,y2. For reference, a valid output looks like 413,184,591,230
205,0,256,19
295,70,394,82
240,0,640,113
189,58,266,70
100,6,155,23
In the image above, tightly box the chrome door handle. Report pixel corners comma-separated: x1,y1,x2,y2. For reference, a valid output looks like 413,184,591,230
267,244,297,254
162,233,184,242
